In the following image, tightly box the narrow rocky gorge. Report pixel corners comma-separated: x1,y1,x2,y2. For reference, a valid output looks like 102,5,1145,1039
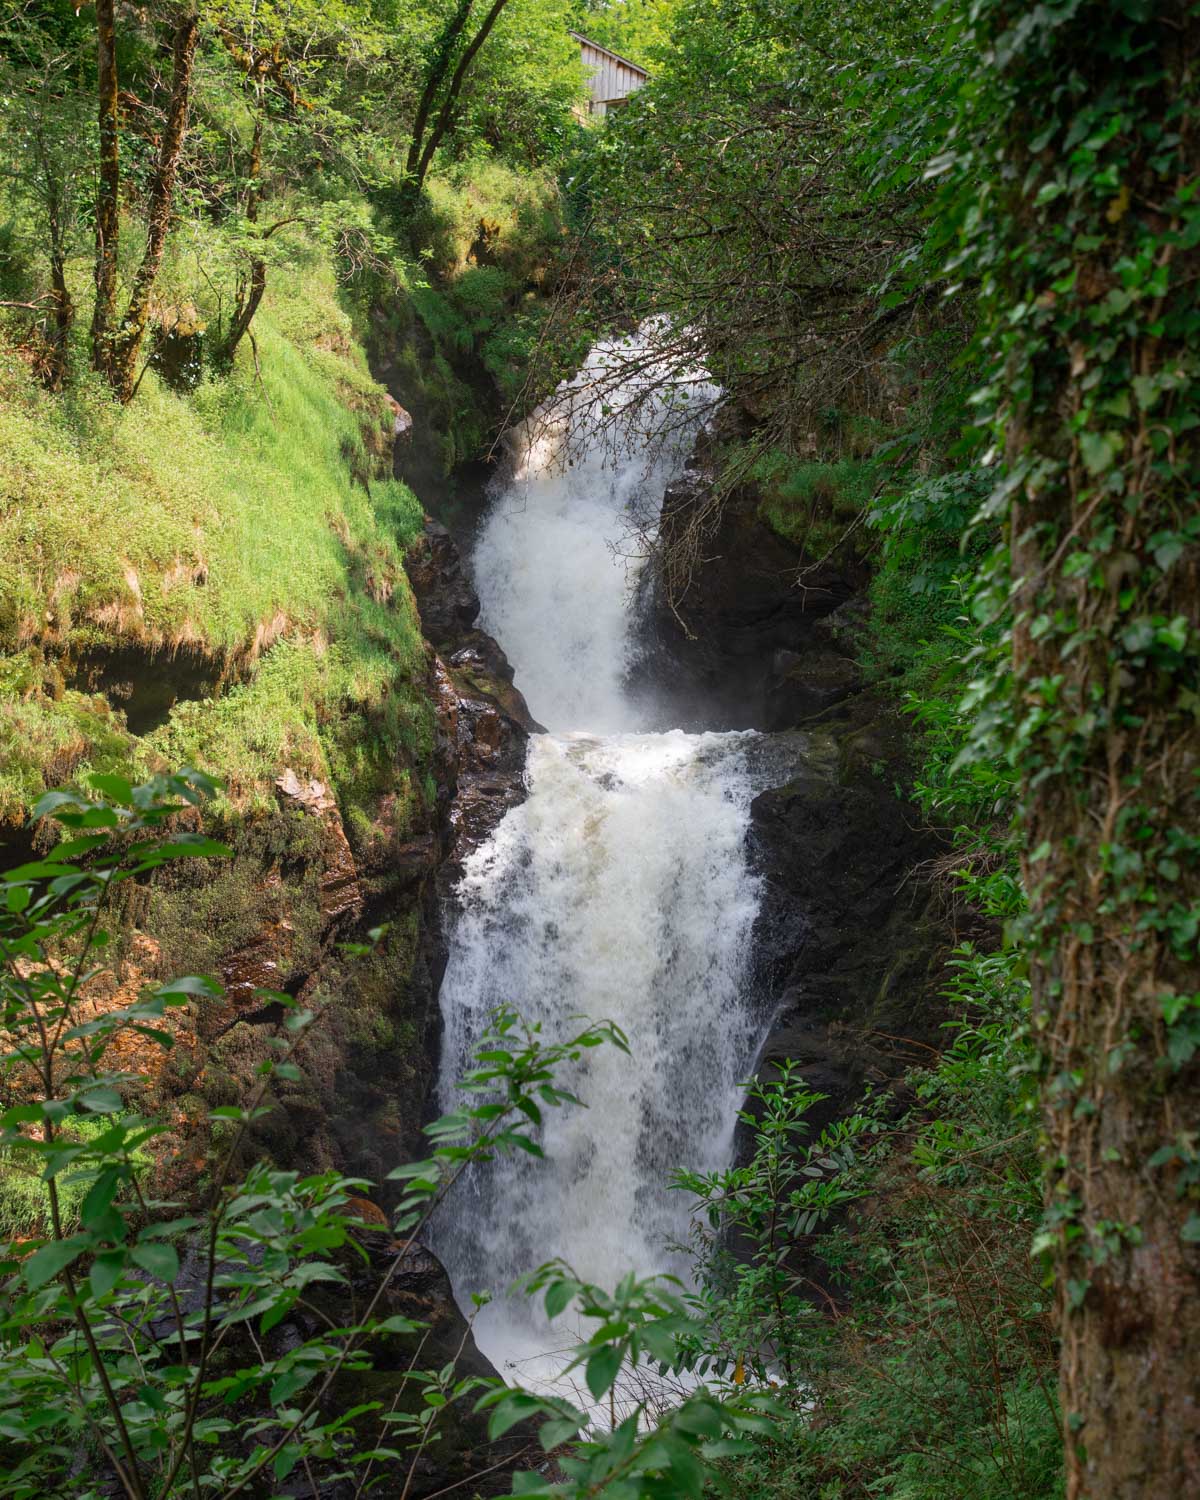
410,344,957,1407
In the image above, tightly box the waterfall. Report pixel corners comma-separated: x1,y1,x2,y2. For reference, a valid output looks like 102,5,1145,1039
471,331,714,734
433,329,762,1396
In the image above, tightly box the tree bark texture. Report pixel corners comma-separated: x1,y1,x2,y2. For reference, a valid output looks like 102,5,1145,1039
108,12,200,403
993,4,1200,1493
89,0,120,377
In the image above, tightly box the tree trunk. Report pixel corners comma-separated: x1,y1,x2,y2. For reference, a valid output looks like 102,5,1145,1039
107,12,200,402
980,3,1200,1493
413,0,511,191
34,125,75,392
45,233,74,393
218,112,266,366
405,0,476,183
89,0,120,378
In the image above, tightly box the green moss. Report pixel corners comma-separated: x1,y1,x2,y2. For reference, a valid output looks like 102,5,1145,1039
0,662,136,822
415,157,563,284
365,158,569,468
755,450,875,554
144,807,328,980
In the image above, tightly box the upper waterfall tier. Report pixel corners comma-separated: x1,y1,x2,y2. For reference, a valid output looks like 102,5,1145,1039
472,328,718,734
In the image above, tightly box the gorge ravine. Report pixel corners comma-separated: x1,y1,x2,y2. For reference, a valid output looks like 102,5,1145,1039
430,336,771,1396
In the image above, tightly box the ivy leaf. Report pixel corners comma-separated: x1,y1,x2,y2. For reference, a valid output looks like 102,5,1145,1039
1151,532,1185,571
1155,616,1189,653
1079,430,1120,474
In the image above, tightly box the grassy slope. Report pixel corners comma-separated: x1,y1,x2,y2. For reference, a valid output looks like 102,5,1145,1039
0,163,574,1233
0,240,429,827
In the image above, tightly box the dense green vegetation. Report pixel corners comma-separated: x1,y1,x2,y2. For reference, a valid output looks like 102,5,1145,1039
0,0,589,829
548,0,1196,1493
0,250,429,823
1,0,1196,1496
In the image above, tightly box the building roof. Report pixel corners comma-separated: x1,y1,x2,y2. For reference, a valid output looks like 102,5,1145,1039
568,31,649,80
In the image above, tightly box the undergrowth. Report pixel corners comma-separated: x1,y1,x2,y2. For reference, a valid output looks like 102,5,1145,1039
693,458,1058,1498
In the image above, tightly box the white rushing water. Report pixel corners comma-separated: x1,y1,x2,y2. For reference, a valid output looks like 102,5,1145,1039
434,330,763,1400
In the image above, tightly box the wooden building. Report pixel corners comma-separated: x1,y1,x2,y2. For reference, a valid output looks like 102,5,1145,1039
570,31,648,117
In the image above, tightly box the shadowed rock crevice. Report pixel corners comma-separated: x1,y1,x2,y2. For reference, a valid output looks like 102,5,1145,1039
69,641,226,735
640,437,964,1129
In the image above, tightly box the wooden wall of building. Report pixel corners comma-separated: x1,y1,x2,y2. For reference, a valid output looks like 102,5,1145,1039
570,32,648,116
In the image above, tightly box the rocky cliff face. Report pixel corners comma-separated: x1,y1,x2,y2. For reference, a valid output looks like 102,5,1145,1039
640,442,965,1141
404,518,538,893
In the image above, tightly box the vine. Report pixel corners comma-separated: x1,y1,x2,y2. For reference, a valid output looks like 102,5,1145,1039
943,2,1200,1492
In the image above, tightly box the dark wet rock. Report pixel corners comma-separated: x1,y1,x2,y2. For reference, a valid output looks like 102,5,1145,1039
136,1224,529,1500
405,517,537,886
629,448,866,732
404,520,482,646
640,435,963,1147
747,698,952,1097
298,1225,535,1497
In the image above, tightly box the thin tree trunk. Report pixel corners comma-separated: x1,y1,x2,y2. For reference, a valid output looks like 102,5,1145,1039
90,0,120,378
33,124,75,392
404,0,476,182
219,113,266,365
46,234,74,392
108,12,200,402
413,0,511,191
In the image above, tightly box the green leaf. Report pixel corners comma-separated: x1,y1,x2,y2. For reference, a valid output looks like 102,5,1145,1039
538,1416,582,1451
1156,616,1189,653
90,1250,128,1300
1078,429,1119,475
270,1368,316,1405
1182,1214,1200,1244
1151,533,1186,571
273,1445,302,1481
585,1343,622,1401
78,1085,123,1113
89,774,133,805
154,975,221,999
30,790,88,821
23,1235,90,1289
131,1242,180,1282
545,1280,575,1319
80,1169,124,1235
375,1315,424,1334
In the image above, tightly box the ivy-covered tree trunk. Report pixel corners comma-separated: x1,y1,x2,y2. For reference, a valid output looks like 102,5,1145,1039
967,4,1200,1494
412,0,511,191
405,0,476,182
